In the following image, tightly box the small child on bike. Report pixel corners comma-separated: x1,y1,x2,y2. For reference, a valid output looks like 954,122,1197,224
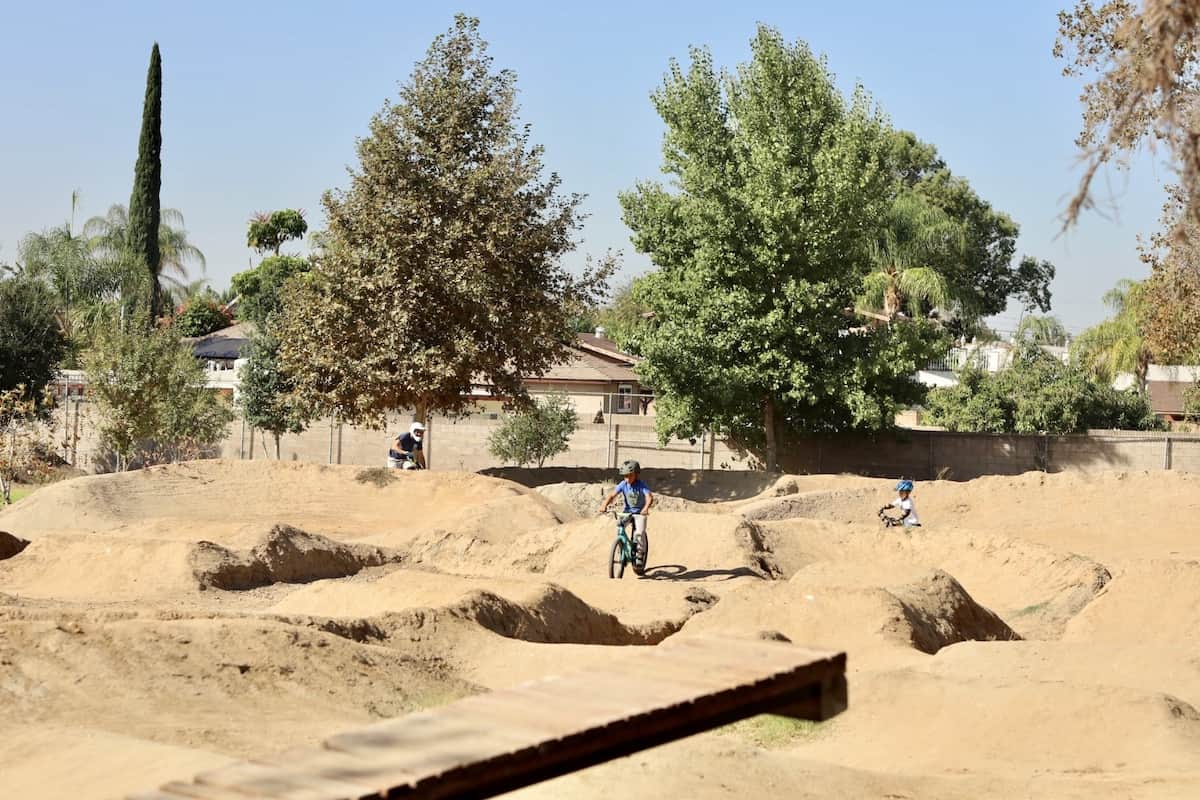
879,479,921,527
599,459,654,532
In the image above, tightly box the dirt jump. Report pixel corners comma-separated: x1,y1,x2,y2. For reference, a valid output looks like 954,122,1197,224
1,460,1198,798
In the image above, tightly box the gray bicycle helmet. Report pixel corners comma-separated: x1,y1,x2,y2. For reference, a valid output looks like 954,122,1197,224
619,459,641,475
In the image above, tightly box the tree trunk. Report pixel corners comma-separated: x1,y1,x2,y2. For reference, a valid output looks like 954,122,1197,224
274,432,281,460
884,283,903,319
763,397,778,473
415,399,429,470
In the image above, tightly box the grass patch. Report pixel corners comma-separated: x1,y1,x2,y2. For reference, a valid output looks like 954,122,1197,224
355,467,396,488
1014,601,1050,617
718,714,827,748
3,485,35,506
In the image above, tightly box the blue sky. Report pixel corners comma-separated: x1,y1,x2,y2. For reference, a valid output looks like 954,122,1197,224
0,0,1173,332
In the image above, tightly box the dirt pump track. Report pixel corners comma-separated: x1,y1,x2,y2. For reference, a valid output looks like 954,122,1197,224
1,460,1199,798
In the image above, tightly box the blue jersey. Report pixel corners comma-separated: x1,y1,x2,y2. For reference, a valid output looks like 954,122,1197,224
615,479,651,513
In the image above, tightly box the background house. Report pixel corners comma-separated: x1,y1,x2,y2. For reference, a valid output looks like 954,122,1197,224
184,321,254,398
471,328,652,417
182,322,651,415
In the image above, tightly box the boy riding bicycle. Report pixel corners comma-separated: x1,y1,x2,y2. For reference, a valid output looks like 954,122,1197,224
599,460,654,572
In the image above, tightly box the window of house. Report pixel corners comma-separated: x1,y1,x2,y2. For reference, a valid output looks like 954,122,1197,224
617,384,633,413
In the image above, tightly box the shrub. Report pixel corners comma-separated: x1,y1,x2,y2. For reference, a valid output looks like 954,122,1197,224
487,393,578,467
174,297,232,337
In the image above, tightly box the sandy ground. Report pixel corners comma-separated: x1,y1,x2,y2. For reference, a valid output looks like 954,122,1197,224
1,460,1198,799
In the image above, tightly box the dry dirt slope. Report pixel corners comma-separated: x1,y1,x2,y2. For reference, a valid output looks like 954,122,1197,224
0,461,1197,799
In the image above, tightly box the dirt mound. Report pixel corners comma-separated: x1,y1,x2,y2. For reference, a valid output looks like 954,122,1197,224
1064,560,1200,643
484,467,786,501
889,569,1021,653
0,612,475,761
758,520,1112,638
0,534,202,602
680,566,1017,662
270,568,721,631
191,524,405,590
535,482,705,518
734,487,879,522
440,584,702,645
271,569,718,647
1,460,571,547
0,531,29,560
801,659,1200,778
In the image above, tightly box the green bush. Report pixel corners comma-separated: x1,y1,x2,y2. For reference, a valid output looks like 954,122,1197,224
925,343,1162,433
487,393,578,467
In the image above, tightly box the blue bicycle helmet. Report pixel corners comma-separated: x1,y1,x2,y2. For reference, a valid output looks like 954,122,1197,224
896,479,914,492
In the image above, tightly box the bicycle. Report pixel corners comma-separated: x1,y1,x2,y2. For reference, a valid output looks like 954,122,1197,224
609,510,649,579
878,510,903,529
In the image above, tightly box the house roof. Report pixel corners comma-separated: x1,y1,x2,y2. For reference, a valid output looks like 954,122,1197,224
536,348,640,383
573,333,640,364
186,321,257,360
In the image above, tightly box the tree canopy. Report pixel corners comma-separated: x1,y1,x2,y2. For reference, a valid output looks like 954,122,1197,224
886,130,1055,324
620,27,945,470
1055,0,1200,227
247,209,308,256
231,255,310,327
277,15,609,425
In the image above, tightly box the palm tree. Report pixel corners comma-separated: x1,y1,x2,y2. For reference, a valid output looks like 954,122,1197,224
83,204,206,299
1015,314,1069,346
13,192,130,344
859,193,962,319
1071,279,1150,389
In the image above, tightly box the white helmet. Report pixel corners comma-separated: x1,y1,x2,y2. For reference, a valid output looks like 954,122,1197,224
410,422,426,436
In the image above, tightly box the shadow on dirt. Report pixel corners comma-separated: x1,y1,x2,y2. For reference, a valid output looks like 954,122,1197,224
641,563,765,582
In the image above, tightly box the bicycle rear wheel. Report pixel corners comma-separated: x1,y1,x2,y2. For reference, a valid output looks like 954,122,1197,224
609,538,626,579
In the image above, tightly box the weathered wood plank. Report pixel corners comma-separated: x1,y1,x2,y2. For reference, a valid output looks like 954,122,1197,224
131,636,846,800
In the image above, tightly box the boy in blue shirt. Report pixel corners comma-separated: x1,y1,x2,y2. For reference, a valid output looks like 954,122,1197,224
599,460,654,573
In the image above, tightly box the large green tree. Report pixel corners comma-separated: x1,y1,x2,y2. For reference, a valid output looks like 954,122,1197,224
127,43,164,322
620,27,940,471
277,15,609,426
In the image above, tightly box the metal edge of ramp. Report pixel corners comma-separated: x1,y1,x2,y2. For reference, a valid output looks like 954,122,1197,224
129,635,847,800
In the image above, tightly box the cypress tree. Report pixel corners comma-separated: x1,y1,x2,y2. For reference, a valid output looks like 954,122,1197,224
127,43,163,322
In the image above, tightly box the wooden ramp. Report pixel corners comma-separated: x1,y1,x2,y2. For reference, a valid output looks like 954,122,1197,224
131,635,847,800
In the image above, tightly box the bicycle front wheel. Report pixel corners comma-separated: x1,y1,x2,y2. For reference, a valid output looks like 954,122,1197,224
632,532,649,576
609,538,626,579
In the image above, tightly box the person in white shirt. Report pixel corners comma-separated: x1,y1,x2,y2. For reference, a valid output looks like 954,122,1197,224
879,479,921,527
